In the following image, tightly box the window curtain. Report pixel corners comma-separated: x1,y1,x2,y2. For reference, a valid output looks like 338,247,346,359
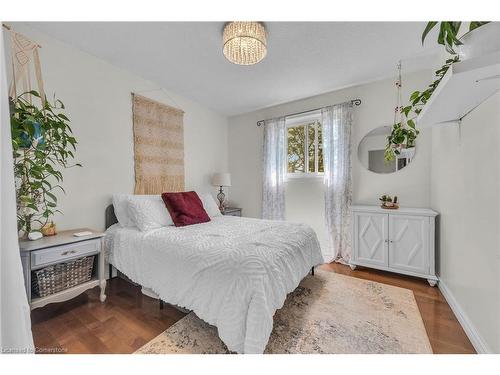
0,32,34,353
262,117,286,220
321,103,353,263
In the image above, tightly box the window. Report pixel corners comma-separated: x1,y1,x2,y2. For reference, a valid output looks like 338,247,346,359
286,114,323,176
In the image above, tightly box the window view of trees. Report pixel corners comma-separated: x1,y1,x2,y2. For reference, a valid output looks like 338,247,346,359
287,120,324,174
287,125,305,173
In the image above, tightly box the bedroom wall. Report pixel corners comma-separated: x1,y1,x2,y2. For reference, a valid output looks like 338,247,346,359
431,92,500,353
6,25,228,231
227,70,433,258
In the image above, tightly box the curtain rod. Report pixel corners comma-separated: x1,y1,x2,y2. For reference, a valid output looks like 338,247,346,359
2,23,42,48
256,98,361,127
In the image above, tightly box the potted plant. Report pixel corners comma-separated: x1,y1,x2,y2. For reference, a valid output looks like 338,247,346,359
422,21,499,60
385,21,491,161
11,90,81,238
379,195,399,209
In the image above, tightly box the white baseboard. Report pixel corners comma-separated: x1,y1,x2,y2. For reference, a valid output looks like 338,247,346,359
438,279,493,353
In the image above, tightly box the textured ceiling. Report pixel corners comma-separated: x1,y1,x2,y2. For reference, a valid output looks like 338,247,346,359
23,22,439,116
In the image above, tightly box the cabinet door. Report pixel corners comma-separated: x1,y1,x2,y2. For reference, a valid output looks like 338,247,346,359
353,212,388,267
388,215,429,274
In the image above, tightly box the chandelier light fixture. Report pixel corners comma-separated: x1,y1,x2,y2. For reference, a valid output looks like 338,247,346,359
223,22,267,65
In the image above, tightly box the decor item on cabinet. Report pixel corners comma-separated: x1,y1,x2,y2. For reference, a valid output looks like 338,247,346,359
223,22,267,65
385,21,492,161
358,125,415,173
27,231,42,241
19,228,106,309
350,205,438,286
41,221,57,236
379,195,399,209
132,93,185,194
211,173,231,211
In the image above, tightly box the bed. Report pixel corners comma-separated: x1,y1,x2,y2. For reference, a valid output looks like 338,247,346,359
104,204,324,354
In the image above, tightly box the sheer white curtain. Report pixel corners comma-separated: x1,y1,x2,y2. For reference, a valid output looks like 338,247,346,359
321,103,353,263
262,117,286,220
0,32,34,353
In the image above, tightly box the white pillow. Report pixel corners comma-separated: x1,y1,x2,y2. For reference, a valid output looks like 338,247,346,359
127,196,173,231
198,192,222,217
113,194,137,227
112,194,164,227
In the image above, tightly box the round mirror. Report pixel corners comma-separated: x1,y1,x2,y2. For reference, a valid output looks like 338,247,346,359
357,126,415,174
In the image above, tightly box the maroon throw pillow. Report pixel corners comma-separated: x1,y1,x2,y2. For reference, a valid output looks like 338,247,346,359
161,191,211,227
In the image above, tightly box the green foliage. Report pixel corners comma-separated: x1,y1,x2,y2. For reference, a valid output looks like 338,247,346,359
287,125,305,173
422,21,490,54
385,22,489,161
287,121,323,174
11,91,81,235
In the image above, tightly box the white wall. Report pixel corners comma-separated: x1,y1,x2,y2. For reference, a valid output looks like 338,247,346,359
228,71,433,258
431,92,500,353
7,25,228,231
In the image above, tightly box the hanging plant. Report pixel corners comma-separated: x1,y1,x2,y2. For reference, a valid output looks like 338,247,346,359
10,90,81,236
385,22,489,161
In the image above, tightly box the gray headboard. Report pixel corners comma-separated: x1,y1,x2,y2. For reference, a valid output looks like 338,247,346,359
105,204,118,229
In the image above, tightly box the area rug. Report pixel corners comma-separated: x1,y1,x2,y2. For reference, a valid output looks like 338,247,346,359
135,269,432,354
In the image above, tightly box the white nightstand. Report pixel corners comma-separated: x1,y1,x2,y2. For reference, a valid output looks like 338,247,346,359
222,207,242,217
19,228,106,310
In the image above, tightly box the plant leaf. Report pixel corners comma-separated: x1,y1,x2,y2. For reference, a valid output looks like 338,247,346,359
421,22,438,45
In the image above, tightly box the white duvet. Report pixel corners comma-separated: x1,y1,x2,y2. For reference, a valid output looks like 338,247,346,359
104,216,324,353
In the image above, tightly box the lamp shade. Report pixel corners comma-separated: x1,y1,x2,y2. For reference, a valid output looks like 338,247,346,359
212,173,231,187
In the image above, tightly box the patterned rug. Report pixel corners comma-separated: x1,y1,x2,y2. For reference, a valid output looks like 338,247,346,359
135,269,432,354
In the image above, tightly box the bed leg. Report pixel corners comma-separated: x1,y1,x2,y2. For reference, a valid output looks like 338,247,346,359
311,267,314,276
108,264,113,279
159,300,164,310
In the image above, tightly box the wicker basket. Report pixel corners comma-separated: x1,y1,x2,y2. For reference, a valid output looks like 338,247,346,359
32,256,95,298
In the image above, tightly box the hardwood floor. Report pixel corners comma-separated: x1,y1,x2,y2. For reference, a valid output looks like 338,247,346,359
31,277,186,354
321,263,475,354
31,264,476,354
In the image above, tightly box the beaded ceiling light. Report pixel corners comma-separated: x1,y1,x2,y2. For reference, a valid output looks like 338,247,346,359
223,22,267,65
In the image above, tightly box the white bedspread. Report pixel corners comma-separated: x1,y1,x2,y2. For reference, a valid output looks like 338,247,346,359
104,216,324,353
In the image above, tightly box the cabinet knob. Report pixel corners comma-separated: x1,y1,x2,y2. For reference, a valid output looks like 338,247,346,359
384,239,388,243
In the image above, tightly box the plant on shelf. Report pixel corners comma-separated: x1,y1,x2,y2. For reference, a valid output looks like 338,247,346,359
421,21,490,54
385,21,490,161
11,90,81,236
379,194,399,209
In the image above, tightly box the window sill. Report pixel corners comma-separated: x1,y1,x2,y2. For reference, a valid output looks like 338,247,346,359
286,173,324,181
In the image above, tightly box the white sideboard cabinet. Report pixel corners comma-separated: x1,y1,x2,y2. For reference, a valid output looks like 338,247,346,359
351,205,438,286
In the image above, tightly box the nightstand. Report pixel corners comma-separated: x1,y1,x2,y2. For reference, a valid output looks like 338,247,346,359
222,207,242,217
19,228,106,310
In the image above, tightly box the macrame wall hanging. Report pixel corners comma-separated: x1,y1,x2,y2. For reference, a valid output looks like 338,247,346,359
132,94,185,194
5,25,45,105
